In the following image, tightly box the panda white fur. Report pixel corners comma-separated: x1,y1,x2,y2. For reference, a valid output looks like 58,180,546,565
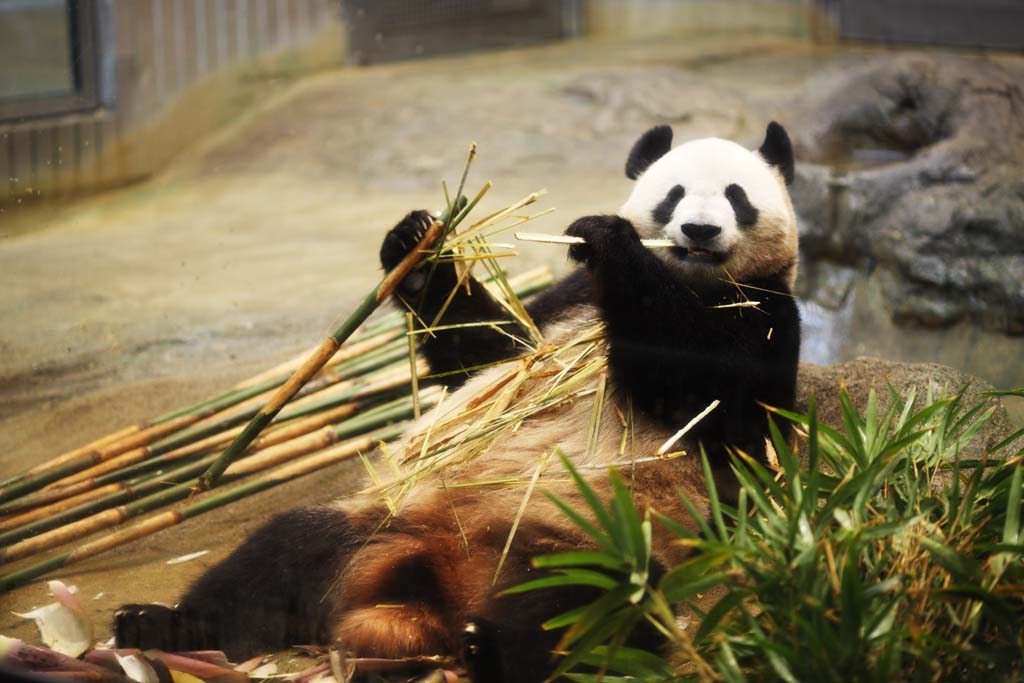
115,123,801,683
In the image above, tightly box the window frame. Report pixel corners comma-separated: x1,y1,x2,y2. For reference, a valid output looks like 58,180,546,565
0,0,105,122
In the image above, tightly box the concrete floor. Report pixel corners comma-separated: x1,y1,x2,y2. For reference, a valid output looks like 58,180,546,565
0,33,1020,649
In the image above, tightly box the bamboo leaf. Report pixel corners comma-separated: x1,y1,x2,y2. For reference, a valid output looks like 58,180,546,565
501,569,618,595
533,551,628,571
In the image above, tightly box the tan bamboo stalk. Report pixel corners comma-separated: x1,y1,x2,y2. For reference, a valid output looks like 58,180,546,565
0,479,111,518
23,426,141,477
0,484,125,532
0,425,380,566
0,402,365,537
0,426,403,592
0,415,200,506
0,392,433,562
25,364,420,515
233,327,403,390
1,265,548,504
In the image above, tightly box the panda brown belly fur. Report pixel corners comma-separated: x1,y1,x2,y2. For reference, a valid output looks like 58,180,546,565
323,311,709,660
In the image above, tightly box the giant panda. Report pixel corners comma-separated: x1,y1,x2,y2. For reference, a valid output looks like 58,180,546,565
115,122,801,683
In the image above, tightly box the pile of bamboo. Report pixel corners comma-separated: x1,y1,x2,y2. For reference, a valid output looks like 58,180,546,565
0,156,556,594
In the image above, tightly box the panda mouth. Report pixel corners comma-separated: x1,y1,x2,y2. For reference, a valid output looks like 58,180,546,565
670,246,726,264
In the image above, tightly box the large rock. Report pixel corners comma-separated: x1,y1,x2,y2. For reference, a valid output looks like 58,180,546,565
789,54,1024,334
797,357,1020,460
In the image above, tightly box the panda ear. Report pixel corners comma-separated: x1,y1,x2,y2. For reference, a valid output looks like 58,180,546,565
625,125,673,180
758,121,795,185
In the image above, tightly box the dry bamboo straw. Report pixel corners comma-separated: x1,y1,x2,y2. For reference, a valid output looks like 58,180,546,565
0,425,405,592
193,192,479,493
0,393,434,566
2,265,551,497
1,265,552,513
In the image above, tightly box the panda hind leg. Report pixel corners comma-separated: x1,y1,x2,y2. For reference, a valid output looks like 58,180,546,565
114,506,360,659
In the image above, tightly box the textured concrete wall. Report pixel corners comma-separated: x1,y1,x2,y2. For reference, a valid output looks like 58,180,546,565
0,0,342,206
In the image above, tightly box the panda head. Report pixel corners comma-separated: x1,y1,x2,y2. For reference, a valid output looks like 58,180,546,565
619,122,799,290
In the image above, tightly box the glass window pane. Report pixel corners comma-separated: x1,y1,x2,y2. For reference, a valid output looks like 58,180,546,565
0,0,74,100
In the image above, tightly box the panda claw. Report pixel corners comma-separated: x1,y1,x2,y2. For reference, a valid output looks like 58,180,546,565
380,210,433,272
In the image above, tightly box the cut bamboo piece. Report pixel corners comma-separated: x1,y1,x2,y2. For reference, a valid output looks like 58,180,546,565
514,232,676,248
657,400,720,455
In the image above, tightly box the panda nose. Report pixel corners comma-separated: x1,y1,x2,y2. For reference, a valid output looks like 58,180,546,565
680,223,722,242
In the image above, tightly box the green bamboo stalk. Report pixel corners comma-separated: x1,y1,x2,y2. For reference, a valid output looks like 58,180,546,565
0,423,408,593
1,356,427,519
33,343,412,497
0,400,375,548
193,195,471,493
0,393,432,566
3,367,419,523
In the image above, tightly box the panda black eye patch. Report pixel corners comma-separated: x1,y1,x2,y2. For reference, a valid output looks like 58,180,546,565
652,185,686,225
725,184,758,227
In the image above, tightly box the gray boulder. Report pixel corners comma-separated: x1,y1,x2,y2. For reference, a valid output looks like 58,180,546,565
789,54,1024,334
797,357,1020,460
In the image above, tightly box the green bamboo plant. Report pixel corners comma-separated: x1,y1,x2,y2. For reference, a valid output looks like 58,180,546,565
516,387,1024,682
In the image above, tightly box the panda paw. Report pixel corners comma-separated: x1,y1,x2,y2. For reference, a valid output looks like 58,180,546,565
114,603,186,652
564,215,639,265
380,210,434,272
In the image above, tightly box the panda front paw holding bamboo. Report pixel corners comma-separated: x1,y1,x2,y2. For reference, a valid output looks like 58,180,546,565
116,123,802,683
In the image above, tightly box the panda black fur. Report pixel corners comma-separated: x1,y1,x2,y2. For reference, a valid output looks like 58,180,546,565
115,122,801,683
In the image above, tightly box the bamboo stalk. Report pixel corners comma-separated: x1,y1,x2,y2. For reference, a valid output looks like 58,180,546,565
192,195,469,493
0,403,368,546
0,484,126,532
36,344,409,495
2,366,426,541
407,312,422,420
0,424,406,592
19,363,422,517
232,327,403,391
0,394,433,566
514,232,676,248
23,426,142,478
0,415,200,506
